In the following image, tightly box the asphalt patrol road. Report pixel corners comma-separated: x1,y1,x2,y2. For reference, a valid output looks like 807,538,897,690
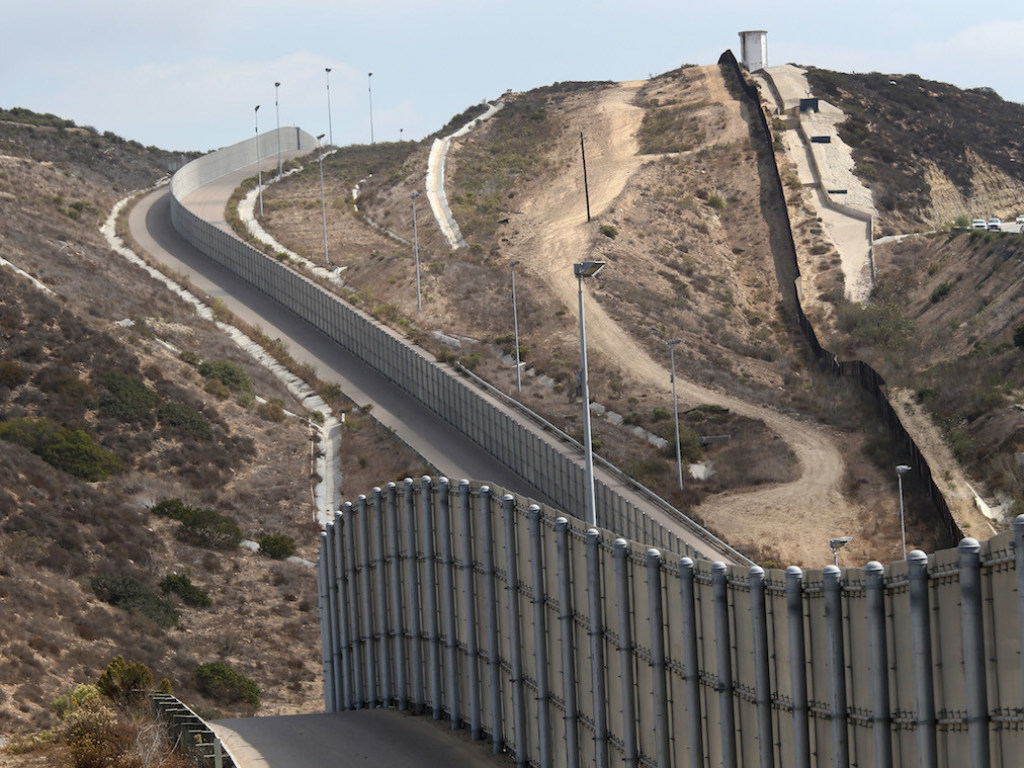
210,711,514,768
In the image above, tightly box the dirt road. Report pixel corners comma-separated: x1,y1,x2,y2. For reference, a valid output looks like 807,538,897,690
497,69,865,565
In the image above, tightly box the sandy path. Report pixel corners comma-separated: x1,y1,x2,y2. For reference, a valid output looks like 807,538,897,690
502,71,862,565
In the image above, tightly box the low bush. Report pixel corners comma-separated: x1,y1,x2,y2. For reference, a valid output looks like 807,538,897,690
197,360,254,395
97,370,157,422
194,662,260,709
159,573,213,607
258,534,295,560
96,656,153,710
0,418,123,480
90,575,179,628
150,498,242,550
157,401,213,440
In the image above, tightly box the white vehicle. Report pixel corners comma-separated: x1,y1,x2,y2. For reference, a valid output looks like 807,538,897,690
971,219,987,229
1016,215,1024,225
987,217,1002,231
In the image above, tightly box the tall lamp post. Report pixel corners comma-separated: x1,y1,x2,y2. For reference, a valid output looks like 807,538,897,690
411,192,421,312
254,105,263,217
325,68,333,147
274,81,282,176
896,464,911,559
368,72,374,144
510,260,522,392
666,338,684,490
574,260,605,527
316,134,329,266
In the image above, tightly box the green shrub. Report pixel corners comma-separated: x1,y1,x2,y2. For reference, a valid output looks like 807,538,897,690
175,506,243,550
197,360,254,395
929,281,952,303
96,656,153,709
0,418,123,480
1013,323,1024,348
194,662,260,709
599,224,618,238
150,497,191,520
90,575,180,628
98,370,157,422
258,534,295,560
256,399,287,423
157,400,213,439
159,573,213,607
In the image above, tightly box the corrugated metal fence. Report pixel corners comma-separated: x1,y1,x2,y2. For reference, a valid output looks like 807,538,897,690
318,478,1024,768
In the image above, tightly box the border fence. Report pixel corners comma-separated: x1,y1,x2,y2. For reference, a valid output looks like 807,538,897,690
169,129,745,564
318,478,1024,768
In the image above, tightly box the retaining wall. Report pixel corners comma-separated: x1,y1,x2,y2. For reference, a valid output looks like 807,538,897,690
318,479,1024,768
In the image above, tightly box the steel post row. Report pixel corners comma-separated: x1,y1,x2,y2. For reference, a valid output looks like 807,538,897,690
319,479,1024,768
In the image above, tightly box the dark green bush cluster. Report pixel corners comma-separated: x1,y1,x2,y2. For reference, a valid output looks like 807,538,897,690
0,417,123,480
156,400,213,440
159,573,213,607
150,498,242,550
98,370,158,422
197,360,254,396
194,662,260,709
258,533,295,560
90,575,180,628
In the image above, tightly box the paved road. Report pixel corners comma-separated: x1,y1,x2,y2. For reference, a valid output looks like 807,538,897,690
209,711,513,768
129,171,745,564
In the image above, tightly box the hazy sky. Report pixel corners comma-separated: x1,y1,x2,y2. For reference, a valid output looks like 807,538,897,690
3,1,1022,153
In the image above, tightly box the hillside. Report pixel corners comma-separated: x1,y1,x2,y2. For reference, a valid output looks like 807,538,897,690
3,55,1024,754
0,113,429,744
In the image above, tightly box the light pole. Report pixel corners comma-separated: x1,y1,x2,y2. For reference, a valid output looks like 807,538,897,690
896,464,912,559
254,105,263,217
325,68,333,147
829,536,853,567
316,134,329,266
574,260,605,527
411,192,421,312
666,338,684,490
511,260,522,392
274,81,282,176
368,72,374,144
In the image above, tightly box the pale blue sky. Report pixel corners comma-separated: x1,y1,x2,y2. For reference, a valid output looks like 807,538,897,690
2,1,1022,153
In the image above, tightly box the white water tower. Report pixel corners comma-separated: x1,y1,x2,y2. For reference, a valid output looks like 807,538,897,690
739,30,768,71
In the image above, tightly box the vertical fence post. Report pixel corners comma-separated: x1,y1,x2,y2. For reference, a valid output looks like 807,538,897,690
824,565,849,768
404,478,424,714
865,562,892,768
372,487,392,706
1017,516,1024,723
460,480,482,740
679,558,704,768
480,486,503,752
529,506,552,768
343,502,364,708
786,566,810,768
587,529,608,768
908,550,937,768
439,477,461,729
959,538,990,768
358,494,378,706
749,565,774,768
646,549,670,768
712,562,737,768
503,495,528,766
556,518,580,768
334,510,352,711
386,483,407,711
614,540,638,768
422,477,443,719
318,532,335,712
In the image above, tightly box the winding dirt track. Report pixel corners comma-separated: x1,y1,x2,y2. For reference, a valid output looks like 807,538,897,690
498,71,863,565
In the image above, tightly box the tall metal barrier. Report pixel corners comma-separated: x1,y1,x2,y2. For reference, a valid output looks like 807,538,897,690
169,136,735,562
318,479,1024,768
